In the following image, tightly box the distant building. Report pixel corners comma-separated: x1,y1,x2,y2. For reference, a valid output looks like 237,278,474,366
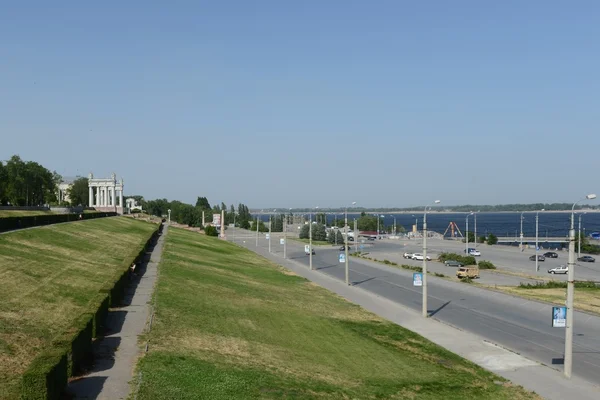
126,198,143,213
57,176,77,204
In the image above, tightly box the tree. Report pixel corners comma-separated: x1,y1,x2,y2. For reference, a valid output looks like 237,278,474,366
250,220,268,232
0,162,7,205
487,233,498,245
478,235,486,244
357,215,377,231
3,155,59,206
204,225,219,237
328,229,345,245
467,232,475,243
67,177,89,206
195,197,211,210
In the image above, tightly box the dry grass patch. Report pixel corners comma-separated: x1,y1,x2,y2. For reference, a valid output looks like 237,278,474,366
486,286,600,315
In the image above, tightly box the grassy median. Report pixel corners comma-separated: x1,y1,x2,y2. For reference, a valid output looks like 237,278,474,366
0,217,157,399
134,228,538,400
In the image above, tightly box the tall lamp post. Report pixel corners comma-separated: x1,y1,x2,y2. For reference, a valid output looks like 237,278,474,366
474,211,479,247
535,209,544,271
256,209,262,247
233,212,237,243
345,202,356,285
268,209,276,253
422,200,441,318
519,212,524,250
465,212,473,253
578,212,586,259
167,209,171,224
310,206,318,270
564,194,596,378
284,208,291,259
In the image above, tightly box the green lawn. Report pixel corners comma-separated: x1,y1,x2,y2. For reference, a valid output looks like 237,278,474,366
0,210,58,217
0,217,157,399
134,228,538,400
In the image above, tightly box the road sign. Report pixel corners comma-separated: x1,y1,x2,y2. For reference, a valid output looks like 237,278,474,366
305,245,310,253
413,273,423,287
552,306,566,327
280,238,285,245
266,234,270,240
339,253,346,263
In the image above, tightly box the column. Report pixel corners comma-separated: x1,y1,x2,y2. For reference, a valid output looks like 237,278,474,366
89,186,93,207
119,189,123,208
101,187,105,206
111,186,115,207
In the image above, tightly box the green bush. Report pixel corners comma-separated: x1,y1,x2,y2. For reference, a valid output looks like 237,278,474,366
204,225,219,236
477,261,496,269
438,252,477,266
401,264,423,272
487,233,498,245
20,348,68,400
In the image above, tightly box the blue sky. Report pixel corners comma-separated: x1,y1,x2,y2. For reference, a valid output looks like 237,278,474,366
2,1,599,208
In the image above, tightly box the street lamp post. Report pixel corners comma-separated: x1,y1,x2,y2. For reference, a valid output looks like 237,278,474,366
310,206,318,270
535,209,544,272
345,202,356,285
233,212,237,243
520,212,524,250
474,211,478,247
565,194,596,378
256,210,262,247
578,213,586,259
465,212,473,253
422,200,441,318
284,208,291,259
167,209,171,224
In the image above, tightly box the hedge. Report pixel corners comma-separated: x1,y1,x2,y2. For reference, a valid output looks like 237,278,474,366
20,221,163,399
0,212,117,233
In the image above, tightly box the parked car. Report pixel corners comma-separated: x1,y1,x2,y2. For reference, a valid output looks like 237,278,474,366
464,248,481,256
543,252,558,258
548,265,568,274
456,266,479,279
578,256,596,263
529,255,545,261
412,253,431,261
444,260,463,267
403,252,414,259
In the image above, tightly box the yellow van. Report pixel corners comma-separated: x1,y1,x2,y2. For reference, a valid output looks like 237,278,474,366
456,266,479,279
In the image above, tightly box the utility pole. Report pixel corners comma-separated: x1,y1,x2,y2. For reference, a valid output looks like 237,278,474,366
268,214,272,252
422,200,441,318
535,210,544,272
578,213,585,259
474,212,477,247
354,219,358,252
344,202,355,285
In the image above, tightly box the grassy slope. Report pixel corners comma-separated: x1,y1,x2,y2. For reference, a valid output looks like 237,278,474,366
0,210,58,217
0,217,157,399
135,228,538,400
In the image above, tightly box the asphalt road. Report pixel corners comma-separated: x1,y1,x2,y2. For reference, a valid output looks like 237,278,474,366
232,230,600,386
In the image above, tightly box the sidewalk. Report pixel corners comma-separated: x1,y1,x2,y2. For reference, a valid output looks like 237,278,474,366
68,225,168,399
238,239,600,400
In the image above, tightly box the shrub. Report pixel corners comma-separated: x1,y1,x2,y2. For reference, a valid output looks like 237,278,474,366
438,252,476,266
487,233,498,245
204,225,219,237
401,265,423,272
478,261,496,269
519,281,598,289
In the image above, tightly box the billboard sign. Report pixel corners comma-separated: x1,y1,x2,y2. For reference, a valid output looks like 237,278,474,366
213,214,221,227
413,273,423,287
552,306,567,328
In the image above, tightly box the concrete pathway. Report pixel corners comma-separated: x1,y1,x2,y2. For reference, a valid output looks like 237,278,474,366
236,235,600,400
68,225,167,399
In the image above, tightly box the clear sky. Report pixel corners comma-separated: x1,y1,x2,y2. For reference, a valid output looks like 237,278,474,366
2,1,599,209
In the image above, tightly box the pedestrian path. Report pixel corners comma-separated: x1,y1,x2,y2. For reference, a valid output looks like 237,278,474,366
68,225,168,399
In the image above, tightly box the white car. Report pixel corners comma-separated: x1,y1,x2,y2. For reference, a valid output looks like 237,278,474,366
403,252,414,259
412,253,431,261
469,250,481,256
548,265,568,274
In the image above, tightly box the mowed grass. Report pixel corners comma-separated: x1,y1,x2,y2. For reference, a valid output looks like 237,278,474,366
135,228,538,400
0,217,157,399
0,210,58,217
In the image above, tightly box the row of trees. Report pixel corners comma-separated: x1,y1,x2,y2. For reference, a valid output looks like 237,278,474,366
143,196,254,230
0,155,61,206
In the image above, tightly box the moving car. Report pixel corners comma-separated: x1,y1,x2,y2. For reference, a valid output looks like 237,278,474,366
456,266,479,279
464,248,481,256
403,252,414,259
578,256,596,263
543,252,558,258
305,249,315,255
444,260,463,267
548,265,568,274
412,253,431,261
339,246,350,251
529,255,545,261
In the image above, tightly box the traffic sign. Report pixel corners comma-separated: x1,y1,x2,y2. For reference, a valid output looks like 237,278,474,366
339,253,346,263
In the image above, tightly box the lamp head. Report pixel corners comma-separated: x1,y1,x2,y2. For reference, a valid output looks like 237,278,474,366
434,200,441,204
352,201,356,205
586,194,597,200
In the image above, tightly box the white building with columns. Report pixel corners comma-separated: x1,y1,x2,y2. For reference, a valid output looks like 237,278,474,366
88,172,125,214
